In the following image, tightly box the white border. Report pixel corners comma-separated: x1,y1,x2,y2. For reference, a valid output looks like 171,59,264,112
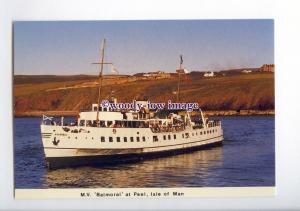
1,0,300,210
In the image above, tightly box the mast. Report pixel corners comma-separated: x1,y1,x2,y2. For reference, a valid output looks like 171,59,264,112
96,39,106,122
177,73,181,102
176,55,183,102
91,39,113,123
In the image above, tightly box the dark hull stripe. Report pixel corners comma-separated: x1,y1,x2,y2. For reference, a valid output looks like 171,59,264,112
45,141,223,169
44,135,223,150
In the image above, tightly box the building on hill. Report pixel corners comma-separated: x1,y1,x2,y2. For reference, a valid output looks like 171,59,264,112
260,64,274,72
203,71,215,77
176,68,189,74
142,71,171,79
242,69,252,74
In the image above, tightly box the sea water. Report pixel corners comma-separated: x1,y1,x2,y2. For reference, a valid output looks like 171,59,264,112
14,116,275,188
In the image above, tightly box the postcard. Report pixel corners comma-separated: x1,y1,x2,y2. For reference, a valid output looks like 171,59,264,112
13,20,275,199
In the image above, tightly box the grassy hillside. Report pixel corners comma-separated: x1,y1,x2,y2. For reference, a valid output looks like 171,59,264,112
14,72,274,115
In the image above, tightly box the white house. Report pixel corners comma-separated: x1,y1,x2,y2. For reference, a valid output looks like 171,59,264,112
204,71,215,77
176,68,190,74
242,69,252,74
142,71,170,78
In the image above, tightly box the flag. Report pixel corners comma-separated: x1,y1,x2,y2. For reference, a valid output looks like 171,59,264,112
111,65,119,75
42,114,53,121
180,55,183,65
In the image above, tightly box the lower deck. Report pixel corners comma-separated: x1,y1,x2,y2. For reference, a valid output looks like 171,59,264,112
45,140,223,169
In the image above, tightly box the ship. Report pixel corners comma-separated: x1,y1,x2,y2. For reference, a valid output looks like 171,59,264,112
40,39,224,169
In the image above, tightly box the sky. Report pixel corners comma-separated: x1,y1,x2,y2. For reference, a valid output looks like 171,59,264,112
14,20,274,75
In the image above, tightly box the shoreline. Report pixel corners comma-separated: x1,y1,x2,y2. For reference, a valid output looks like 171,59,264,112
14,109,275,117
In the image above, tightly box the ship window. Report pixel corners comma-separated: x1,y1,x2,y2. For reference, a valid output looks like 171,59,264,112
196,132,198,135
136,137,140,142
153,136,158,142
200,132,203,135
68,136,70,139
192,133,194,136
142,137,146,142
174,134,176,139
168,135,171,140
75,137,77,139
204,131,206,134
117,137,120,142
101,137,105,142
79,120,85,126
109,137,113,142
163,135,166,140
124,137,127,142
182,134,184,138
92,121,97,127
92,137,94,140
100,121,105,127
130,137,134,142
107,121,113,127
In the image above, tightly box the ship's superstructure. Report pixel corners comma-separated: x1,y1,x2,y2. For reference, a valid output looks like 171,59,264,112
40,40,224,169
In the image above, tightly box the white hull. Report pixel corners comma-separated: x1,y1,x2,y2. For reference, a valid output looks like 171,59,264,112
41,124,223,168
